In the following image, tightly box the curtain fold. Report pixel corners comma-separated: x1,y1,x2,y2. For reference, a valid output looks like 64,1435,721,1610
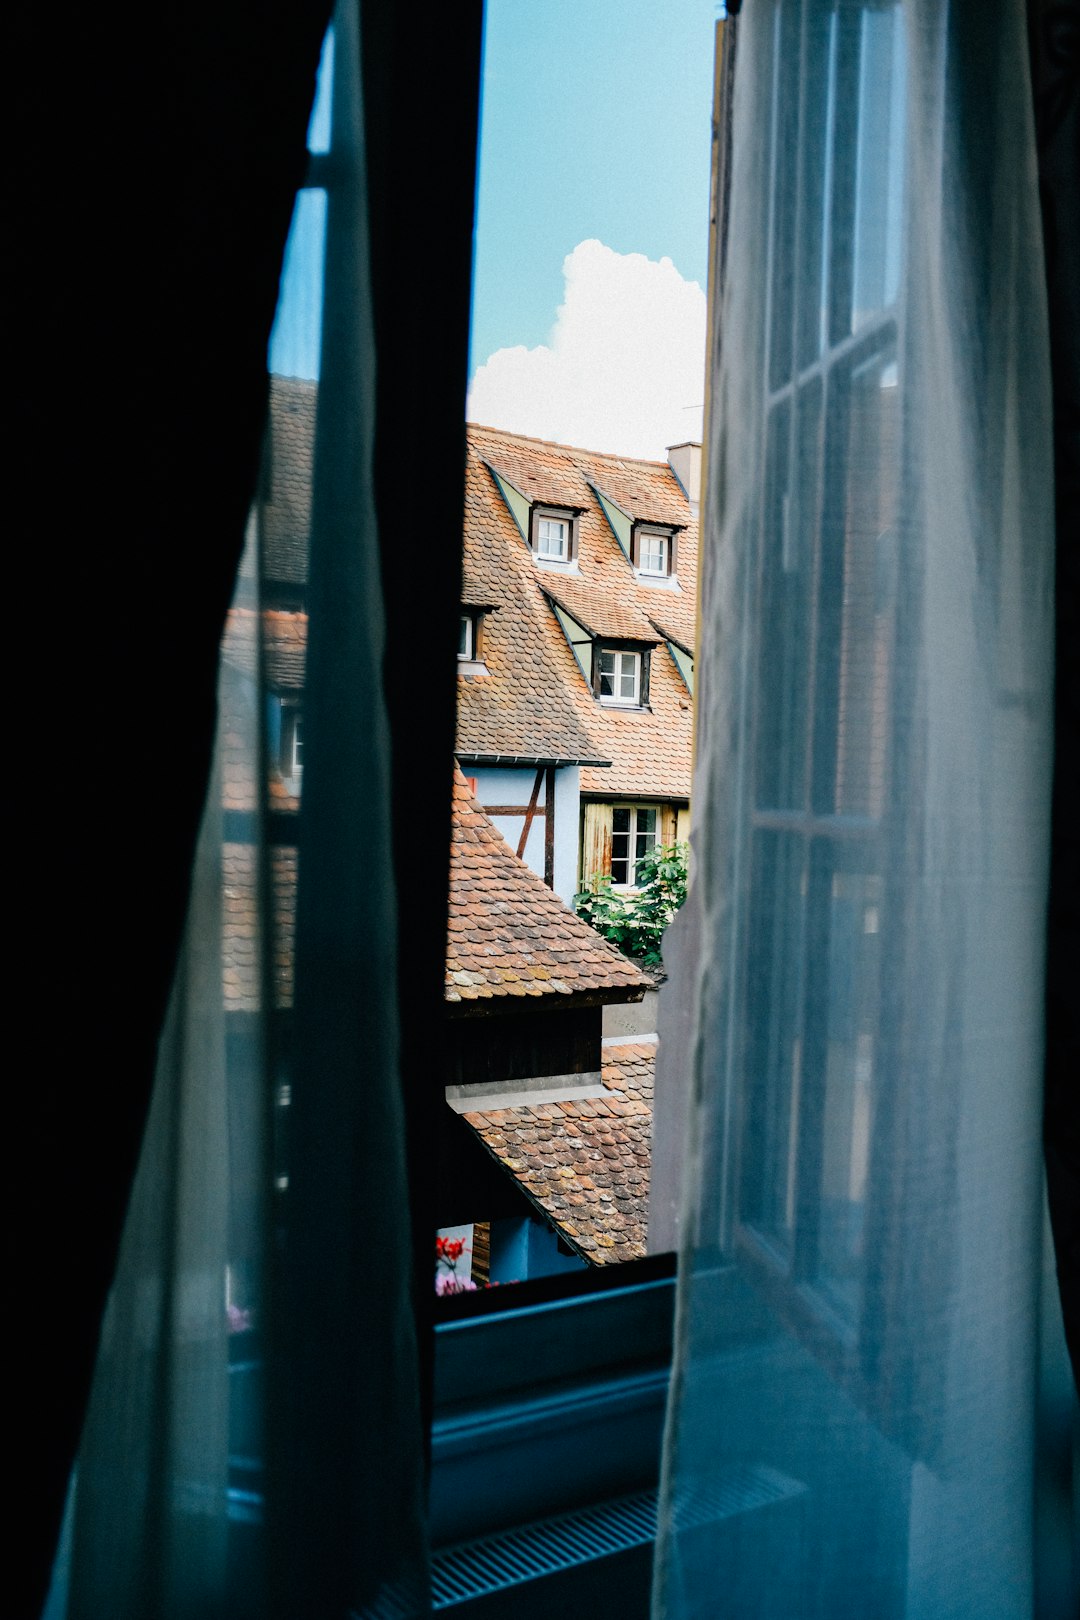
655,2,1074,1615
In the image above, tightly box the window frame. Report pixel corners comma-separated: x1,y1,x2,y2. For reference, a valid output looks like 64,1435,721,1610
718,0,920,1429
529,504,579,566
280,699,303,777
594,642,650,708
632,523,677,580
609,803,660,890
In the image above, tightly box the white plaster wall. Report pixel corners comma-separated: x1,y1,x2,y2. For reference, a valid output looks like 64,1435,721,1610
466,764,581,907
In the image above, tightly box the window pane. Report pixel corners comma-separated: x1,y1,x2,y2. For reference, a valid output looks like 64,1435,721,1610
808,861,883,1324
459,616,472,658
795,2,838,368
641,534,667,573
767,0,802,391
850,5,906,329
755,394,818,812
813,346,899,818
538,516,568,558
611,811,630,886
740,829,806,1253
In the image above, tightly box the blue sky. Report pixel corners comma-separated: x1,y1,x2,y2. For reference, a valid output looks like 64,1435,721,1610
469,0,719,375
271,5,720,455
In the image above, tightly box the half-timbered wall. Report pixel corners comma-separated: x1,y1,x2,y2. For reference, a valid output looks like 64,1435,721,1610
466,764,581,904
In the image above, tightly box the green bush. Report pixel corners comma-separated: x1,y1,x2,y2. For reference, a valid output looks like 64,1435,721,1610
574,842,689,969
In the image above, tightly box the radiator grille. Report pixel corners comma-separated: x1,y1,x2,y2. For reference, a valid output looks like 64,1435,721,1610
430,1465,803,1609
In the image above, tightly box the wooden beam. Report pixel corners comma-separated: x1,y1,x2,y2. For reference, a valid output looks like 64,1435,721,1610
483,805,547,818
516,766,545,859
544,765,556,887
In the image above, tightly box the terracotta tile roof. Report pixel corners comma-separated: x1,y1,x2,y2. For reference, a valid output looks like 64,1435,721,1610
260,376,316,587
463,1041,655,1264
446,767,648,1004
481,450,588,513
646,613,694,655
459,424,697,799
540,580,659,644
218,626,300,816
222,842,297,1011
222,606,307,690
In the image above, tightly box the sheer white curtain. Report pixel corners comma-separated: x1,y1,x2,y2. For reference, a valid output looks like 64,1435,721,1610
655,1,1074,1615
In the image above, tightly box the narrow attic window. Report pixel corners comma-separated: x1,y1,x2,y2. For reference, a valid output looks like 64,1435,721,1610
459,614,474,659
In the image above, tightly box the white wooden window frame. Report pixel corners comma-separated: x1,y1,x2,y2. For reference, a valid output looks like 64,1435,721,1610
596,647,641,706
610,803,658,889
530,505,577,566
636,527,671,578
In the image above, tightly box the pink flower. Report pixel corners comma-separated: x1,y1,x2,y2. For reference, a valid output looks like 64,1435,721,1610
435,1273,478,1296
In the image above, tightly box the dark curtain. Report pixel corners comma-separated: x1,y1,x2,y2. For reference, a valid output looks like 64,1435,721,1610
14,4,480,1615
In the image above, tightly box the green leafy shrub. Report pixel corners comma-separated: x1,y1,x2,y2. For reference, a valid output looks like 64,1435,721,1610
574,842,689,969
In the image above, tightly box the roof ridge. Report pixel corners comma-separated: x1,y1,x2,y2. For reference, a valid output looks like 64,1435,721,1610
466,420,674,470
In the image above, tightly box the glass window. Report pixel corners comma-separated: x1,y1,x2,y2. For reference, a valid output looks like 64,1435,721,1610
596,648,641,705
738,0,905,1347
537,515,569,559
458,615,473,659
638,531,670,576
610,805,658,888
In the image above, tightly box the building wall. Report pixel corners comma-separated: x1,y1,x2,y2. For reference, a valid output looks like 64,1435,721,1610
466,764,581,905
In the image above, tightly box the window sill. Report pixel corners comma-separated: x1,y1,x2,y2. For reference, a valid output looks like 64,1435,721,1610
633,571,681,592
534,556,580,575
431,1256,676,1545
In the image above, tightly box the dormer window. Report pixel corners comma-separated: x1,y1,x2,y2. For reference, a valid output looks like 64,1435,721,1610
596,647,642,706
633,524,675,579
637,529,670,576
537,514,568,559
280,701,303,777
457,604,495,673
530,505,577,566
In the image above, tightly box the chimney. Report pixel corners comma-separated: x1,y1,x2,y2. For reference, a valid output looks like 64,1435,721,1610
666,442,702,515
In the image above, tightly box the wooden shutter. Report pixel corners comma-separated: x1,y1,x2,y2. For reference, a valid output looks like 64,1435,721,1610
660,804,677,849
581,802,613,888
676,804,691,844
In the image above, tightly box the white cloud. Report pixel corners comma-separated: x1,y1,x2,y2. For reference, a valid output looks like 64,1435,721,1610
467,240,707,460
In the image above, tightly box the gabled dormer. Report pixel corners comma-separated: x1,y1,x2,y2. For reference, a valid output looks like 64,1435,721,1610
542,585,660,711
590,482,682,585
485,461,584,569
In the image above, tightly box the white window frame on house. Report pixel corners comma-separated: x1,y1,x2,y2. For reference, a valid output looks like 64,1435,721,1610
596,647,642,706
610,803,658,889
458,613,474,660
530,505,578,567
537,514,569,560
635,526,672,578
281,700,303,777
